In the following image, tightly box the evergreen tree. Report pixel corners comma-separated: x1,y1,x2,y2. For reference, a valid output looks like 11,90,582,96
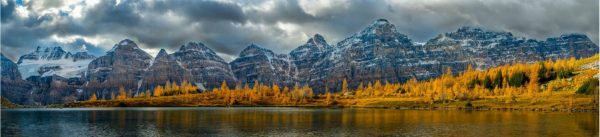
482,75,493,89
89,92,97,101
154,85,164,97
341,78,349,94
493,70,503,88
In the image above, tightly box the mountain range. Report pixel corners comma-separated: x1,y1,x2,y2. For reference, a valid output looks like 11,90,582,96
2,19,598,105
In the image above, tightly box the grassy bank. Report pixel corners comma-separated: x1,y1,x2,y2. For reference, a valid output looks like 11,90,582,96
58,93,598,112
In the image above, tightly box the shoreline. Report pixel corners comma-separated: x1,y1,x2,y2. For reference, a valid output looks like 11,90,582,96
6,103,595,113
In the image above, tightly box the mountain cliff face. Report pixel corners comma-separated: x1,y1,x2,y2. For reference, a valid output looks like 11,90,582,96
171,42,236,89
1,54,32,104
2,19,598,104
25,75,84,105
290,34,332,83
139,49,192,93
86,39,153,99
2,54,22,80
17,46,96,79
230,44,297,86
307,19,420,90
419,27,599,76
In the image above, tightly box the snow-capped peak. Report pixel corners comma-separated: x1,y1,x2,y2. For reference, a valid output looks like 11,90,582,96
109,39,141,53
17,46,97,79
17,46,67,64
374,18,390,25
120,40,129,46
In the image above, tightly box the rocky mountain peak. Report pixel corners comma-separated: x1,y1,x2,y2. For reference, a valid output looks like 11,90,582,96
336,18,412,48
47,46,65,52
374,18,390,24
87,39,153,97
17,46,69,64
360,18,398,36
16,45,97,79
71,52,96,62
306,34,330,50
240,44,275,57
291,34,331,56
106,39,152,60
140,48,192,92
109,39,141,52
231,43,297,86
173,41,226,63
448,26,513,40
425,26,515,46
157,49,169,57
548,33,590,42
179,42,210,52
307,34,327,44
153,49,173,62
1,53,21,80
172,42,236,89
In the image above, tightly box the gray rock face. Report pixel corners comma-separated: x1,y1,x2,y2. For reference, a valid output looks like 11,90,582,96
17,46,96,63
5,48,90,105
541,33,598,59
230,44,296,86
171,42,236,89
308,19,418,90
25,75,84,105
139,49,192,92
1,54,32,104
86,39,153,99
17,47,67,64
419,27,599,74
2,54,22,80
228,20,598,92
300,20,598,92
290,34,332,83
71,52,97,62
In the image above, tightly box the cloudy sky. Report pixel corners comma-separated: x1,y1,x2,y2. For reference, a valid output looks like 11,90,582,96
1,0,598,61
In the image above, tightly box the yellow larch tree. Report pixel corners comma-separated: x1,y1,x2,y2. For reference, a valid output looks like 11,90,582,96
341,78,349,95
117,86,127,100
154,85,164,97
89,92,97,101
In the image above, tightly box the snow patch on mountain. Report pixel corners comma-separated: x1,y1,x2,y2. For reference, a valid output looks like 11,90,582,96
18,58,93,78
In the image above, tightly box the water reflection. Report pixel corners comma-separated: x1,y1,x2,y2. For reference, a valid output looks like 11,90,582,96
1,108,598,137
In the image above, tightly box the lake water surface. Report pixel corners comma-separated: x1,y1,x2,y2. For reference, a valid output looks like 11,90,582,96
1,107,598,137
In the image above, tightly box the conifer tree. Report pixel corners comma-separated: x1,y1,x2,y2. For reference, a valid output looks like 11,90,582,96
341,78,349,95
154,85,164,97
117,86,127,100
89,92,97,101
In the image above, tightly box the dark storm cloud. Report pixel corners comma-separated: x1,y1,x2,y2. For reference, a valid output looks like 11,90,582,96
245,0,319,24
126,0,250,52
1,0,597,61
0,0,16,22
152,0,247,23
83,0,143,27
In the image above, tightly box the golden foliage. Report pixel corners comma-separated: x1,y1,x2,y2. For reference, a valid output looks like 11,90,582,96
89,54,597,108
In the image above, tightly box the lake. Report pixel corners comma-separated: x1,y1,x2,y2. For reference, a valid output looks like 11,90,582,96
1,107,598,137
